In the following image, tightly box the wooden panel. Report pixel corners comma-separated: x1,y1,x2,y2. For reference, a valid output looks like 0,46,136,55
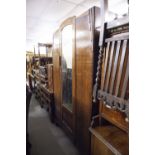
109,40,121,94
91,135,114,155
120,56,129,98
53,29,62,125
75,9,92,154
75,7,100,155
62,106,73,133
90,125,128,155
101,105,128,132
105,41,115,92
101,42,110,90
114,40,127,96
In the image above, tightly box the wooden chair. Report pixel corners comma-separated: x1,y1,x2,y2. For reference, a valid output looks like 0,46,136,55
89,16,129,155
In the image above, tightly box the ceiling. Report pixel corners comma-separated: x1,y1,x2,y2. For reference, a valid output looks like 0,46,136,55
26,0,100,51
26,0,128,51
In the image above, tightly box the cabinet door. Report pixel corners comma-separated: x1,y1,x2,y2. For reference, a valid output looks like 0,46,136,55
53,29,62,125
59,17,76,137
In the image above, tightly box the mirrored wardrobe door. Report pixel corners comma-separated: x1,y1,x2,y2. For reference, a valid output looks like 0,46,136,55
61,25,73,111
59,16,76,139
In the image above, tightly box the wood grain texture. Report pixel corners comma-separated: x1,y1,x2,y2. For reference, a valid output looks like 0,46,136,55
52,29,62,126
105,41,115,92
75,7,100,155
109,40,121,94
91,135,114,155
61,106,74,140
115,40,127,96
99,33,129,132
90,125,128,155
101,42,110,90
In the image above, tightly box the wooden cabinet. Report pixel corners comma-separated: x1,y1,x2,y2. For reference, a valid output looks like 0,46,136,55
52,6,100,154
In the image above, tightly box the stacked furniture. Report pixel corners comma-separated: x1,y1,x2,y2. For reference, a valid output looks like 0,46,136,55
26,51,36,91
34,43,54,120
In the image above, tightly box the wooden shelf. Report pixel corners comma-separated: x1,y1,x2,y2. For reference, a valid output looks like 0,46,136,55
39,84,53,95
89,125,128,155
35,83,54,110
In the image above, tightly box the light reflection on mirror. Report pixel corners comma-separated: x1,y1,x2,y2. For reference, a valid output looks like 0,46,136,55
61,24,73,111
62,25,73,68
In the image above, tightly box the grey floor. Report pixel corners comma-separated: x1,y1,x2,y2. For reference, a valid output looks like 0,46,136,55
28,94,80,155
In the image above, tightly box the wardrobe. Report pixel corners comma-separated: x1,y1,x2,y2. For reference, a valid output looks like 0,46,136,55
52,6,100,155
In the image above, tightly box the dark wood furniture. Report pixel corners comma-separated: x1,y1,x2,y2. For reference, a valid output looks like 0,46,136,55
89,15,129,155
53,6,100,155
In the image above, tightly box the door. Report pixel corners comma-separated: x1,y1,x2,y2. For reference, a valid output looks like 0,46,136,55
59,16,76,139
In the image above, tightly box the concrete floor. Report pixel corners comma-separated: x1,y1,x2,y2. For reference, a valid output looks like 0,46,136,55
28,94,80,155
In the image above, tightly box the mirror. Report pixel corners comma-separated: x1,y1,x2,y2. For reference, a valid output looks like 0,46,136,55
61,25,73,111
